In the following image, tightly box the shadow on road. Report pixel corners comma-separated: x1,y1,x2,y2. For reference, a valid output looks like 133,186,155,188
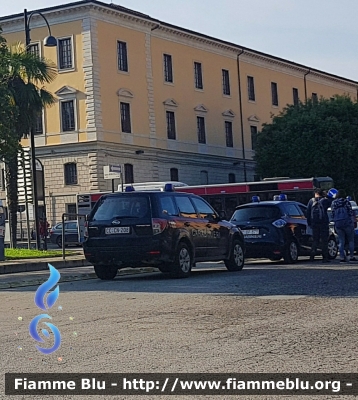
7,258,358,298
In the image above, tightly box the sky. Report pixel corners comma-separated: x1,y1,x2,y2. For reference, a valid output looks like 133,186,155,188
2,0,358,81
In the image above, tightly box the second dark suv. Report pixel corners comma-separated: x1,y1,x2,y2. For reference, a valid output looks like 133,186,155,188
83,186,245,279
230,199,338,263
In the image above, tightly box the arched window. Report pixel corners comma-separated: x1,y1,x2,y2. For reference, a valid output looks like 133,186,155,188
124,163,134,184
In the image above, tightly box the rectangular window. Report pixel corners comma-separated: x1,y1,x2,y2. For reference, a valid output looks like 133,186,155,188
124,163,134,184
194,62,203,89
34,111,43,135
58,38,73,70
66,203,77,219
200,170,208,185
271,82,278,106
64,163,77,185
247,76,255,101
170,168,179,181
117,41,128,72
0,168,5,190
312,93,318,104
163,54,173,83
225,121,233,147
228,173,235,183
61,100,75,132
120,102,131,133
251,126,258,151
222,69,230,95
293,88,299,106
166,111,176,140
28,43,39,58
197,116,206,144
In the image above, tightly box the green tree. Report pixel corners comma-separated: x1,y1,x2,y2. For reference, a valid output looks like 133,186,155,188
0,32,56,246
255,95,358,196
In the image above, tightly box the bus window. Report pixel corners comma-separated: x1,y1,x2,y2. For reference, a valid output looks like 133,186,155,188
225,196,238,219
208,197,223,214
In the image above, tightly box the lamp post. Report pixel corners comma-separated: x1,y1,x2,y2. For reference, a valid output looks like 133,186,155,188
24,8,56,249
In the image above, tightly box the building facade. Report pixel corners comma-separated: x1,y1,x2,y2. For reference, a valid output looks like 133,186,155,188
0,0,357,224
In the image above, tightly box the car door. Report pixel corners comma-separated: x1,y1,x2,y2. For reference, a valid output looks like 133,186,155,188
174,195,207,258
190,196,228,258
282,203,310,254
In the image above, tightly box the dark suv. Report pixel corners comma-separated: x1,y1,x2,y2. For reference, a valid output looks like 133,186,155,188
230,199,338,263
83,187,245,279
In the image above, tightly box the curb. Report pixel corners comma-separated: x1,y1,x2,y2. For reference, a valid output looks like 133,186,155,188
0,267,158,289
0,258,91,275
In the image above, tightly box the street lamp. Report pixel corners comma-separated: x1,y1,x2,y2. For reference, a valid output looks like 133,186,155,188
24,8,57,249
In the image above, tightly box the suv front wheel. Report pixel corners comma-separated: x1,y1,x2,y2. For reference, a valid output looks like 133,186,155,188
94,265,118,280
284,240,298,263
224,240,244,271
169,242,192,278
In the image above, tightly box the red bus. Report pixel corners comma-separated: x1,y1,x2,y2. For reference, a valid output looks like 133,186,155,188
176,177,334,219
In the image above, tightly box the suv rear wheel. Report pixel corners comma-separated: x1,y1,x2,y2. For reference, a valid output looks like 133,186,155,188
224,240,244,271
94,265,118,280
169,242,192,278
328,236,338,259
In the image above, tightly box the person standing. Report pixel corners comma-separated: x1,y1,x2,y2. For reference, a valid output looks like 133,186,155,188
331,189,357,263
307,188,332,263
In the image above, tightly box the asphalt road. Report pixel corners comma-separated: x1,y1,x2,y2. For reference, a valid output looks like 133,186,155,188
1,259,358,399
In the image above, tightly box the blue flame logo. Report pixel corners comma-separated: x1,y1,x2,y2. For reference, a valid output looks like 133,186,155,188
29,264,61,354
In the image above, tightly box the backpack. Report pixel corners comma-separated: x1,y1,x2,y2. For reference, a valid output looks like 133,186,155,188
333,203,351,229
310,198,324,224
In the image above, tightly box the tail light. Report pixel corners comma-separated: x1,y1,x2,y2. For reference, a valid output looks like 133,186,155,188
152,218,167,235
84,221,89,238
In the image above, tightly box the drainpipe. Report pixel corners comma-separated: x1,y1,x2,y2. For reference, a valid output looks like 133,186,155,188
237,49,247,182
304,69,311,103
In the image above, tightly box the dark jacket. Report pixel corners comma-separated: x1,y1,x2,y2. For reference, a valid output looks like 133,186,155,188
307,196,331,226
331,198,354,221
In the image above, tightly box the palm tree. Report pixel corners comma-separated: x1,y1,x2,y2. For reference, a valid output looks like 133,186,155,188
2,40,57,247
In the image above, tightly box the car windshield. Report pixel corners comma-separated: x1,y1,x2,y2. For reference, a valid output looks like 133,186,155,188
231,206,281,222
92,196,150,221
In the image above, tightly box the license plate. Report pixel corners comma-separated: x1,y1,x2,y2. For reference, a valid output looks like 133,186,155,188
105,227,130,235
241,229,259,235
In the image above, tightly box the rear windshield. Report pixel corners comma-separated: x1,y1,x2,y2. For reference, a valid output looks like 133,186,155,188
91,196,150,221
231,206,281,222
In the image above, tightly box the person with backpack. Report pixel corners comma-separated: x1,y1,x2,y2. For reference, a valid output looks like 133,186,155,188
307,188,333,262
331,189,357,263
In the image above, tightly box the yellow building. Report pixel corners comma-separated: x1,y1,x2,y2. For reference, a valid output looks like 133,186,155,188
0,0,357,223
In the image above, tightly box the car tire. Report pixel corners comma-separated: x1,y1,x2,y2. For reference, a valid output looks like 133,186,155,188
158,265,171,273
94,265,118,280
56,236,62,248
224,240,244,271
328,236,338,259
269,256,282,261
169,242,192,278
284,240,298,263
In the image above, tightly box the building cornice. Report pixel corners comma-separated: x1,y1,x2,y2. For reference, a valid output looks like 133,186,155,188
1,0,357,88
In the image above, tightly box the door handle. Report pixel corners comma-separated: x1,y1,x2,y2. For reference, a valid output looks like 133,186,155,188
184,222,190,227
